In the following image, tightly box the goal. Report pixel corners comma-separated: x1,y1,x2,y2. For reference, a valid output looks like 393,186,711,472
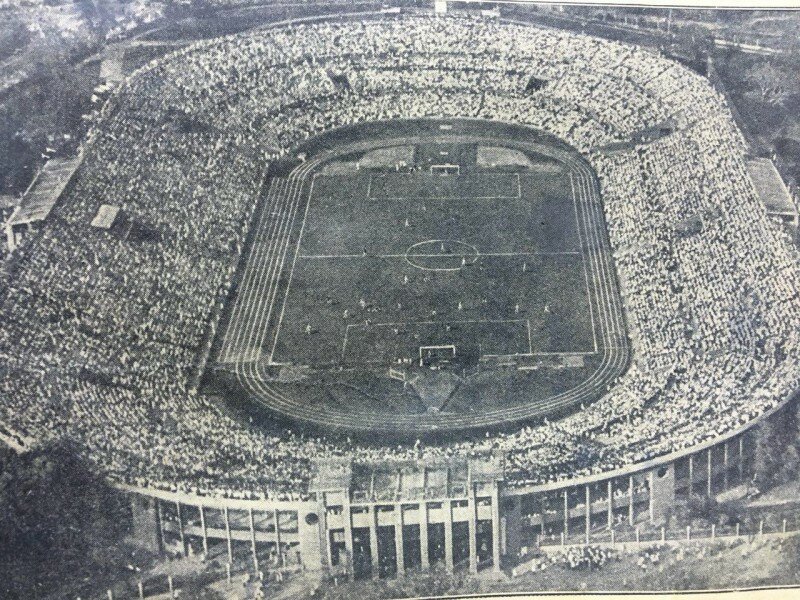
419,344,456,367
388,367,407,382
430,164,460,176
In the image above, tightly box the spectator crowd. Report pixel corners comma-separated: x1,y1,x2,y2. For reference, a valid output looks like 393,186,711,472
0,14,798,501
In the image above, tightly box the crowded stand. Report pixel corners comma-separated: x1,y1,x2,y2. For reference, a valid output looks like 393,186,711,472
0,13,799,501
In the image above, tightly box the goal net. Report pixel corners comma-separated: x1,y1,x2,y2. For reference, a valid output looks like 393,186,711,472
419,344,456,367
430,164,460,176
388,367,407,382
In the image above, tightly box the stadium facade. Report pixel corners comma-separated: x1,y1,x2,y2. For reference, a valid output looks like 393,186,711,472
125,421,759,576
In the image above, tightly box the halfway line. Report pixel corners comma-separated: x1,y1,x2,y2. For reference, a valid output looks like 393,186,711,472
299,250,582,259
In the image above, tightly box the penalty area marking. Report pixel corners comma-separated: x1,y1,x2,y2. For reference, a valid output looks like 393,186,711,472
367,172,522,200
340,318,532,361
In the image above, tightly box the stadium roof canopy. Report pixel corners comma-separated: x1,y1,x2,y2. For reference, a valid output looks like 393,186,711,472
6,156,81,227
91,204,120,229
746,158,797,224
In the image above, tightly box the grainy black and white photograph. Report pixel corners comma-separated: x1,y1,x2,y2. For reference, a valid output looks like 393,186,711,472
1,0,800,598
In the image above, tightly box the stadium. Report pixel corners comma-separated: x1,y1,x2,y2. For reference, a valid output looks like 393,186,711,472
1,8,800,582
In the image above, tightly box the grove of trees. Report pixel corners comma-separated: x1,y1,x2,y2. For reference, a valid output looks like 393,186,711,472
0,442,135,599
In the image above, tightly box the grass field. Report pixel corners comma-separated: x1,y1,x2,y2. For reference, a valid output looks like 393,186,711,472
271,168,593,367
211,119,629,434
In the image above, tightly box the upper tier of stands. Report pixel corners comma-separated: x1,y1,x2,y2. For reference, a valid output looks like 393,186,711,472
1,14,798,501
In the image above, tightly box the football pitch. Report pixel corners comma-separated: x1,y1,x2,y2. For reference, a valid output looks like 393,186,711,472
270,170,594,367
211,120,629,434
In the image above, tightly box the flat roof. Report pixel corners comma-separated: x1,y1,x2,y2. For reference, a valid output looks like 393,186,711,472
100,47,125,83
312,454,502,501
309,457,352,493
746,158,796,217
91,204,120,229
7,156,81,227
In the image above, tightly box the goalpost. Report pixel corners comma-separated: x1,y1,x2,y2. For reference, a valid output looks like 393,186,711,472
430,164,460,176
388,367,407,382
419,344,456,367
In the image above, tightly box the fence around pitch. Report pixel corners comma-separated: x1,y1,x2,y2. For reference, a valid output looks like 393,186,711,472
537,516,800,550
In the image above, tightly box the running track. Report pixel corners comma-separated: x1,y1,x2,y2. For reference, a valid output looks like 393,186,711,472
213,131,631,434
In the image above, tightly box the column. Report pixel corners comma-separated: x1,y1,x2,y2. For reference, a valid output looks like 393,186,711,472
343,496,354,578
249,507,259,573
584,485,591,544
688,455,694,495
176,502,186,556
369,506,380,579
723,441,730,490
628,475,634,526
607,480,613,529
563,490,569,537
540,494,547,537
444,501,454,571
199,505,208,555
707,448,713,497
156,500,166,550
738,436,744,482
319,498,333,571
467,490,478,574
491,483,501,572
296,507,325,573
394,504,405,575
420,502,430,570
274,510,283,566
224,506,233,563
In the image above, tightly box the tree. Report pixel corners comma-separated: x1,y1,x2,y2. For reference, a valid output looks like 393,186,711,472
744,62,798,107
777,444,800,485
681,24,715,61
0,442,135,599
316,565,481,600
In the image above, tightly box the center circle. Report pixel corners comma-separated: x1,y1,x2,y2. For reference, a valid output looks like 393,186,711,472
404,239,479,272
